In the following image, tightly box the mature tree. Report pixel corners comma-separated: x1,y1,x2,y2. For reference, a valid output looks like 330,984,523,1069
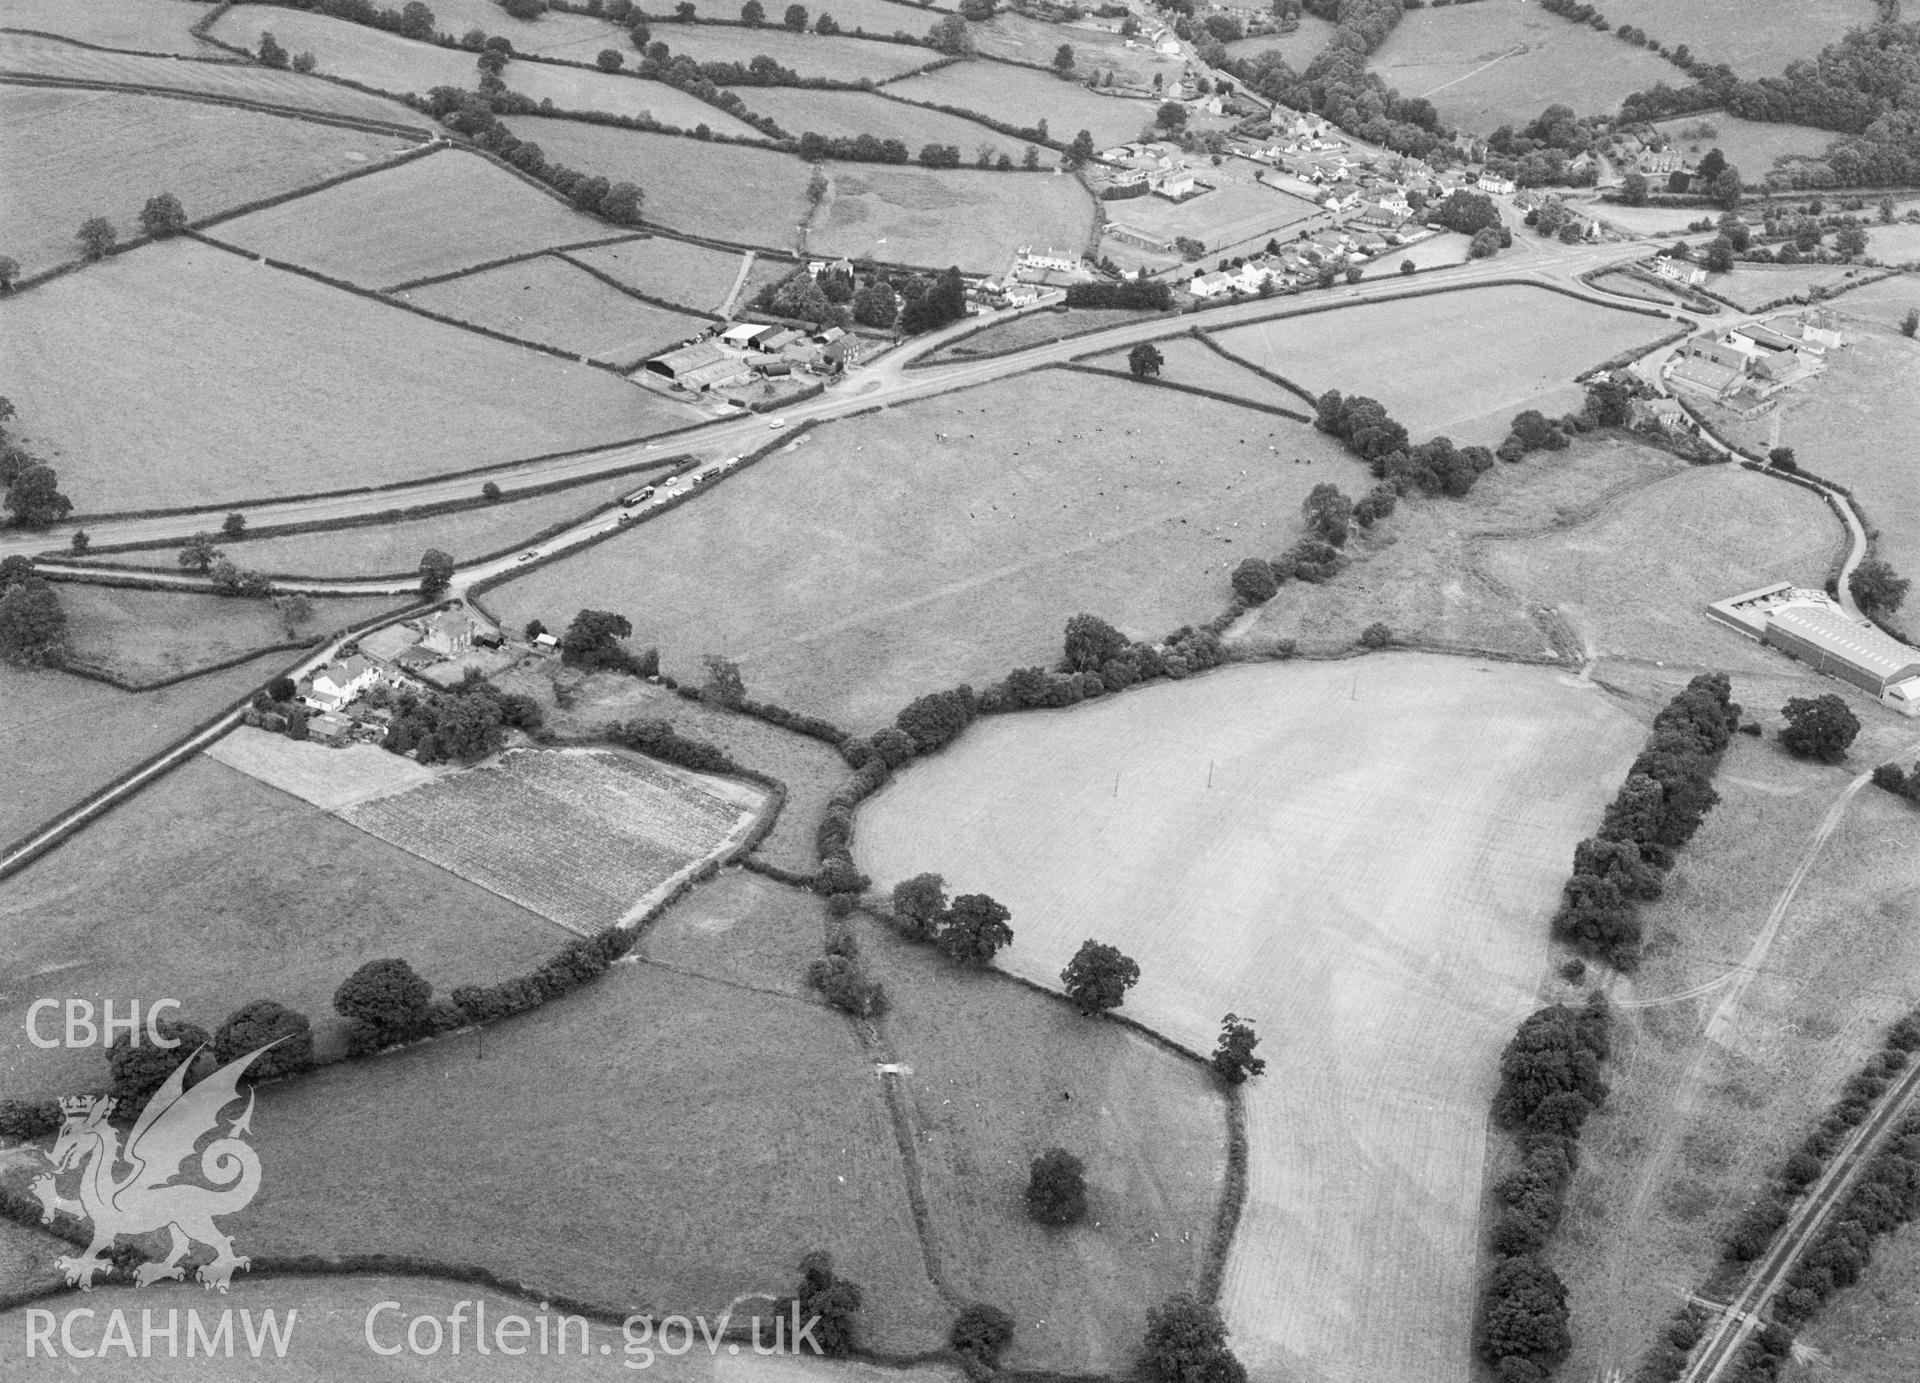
222,511,248,539
1585,377,1633,427
1067,129,1095,168
502,0,546,16
1778,694,1860,763
891,872,948,941
596,47,624,70
1128,342,1164,380
1063,612,1128,672
433,690,506,759
1061,939,1140,1015
213,1000,314,1082
950,1302,1016,1369
815,11,838,33
178,533,219,573
1851,558,1910,616
1230,556,1278,604
1707,166,1743,210
76,216,116,261
1430,189,1500,236
1704,236,1735,273
1211,1012,1266,1085
397,1,437,39
1478,1255,1571,1374
851,281,897,328
69,529,88,554
4,464,72,527
258,30,289,66
936,892,1013,965
418,547,456,597
1303,482,1354,546
1833,223,1868,261
1696,148,1727,182
1156,100,1188,134
560,608,636,670
957,0,994,17
1768,445,1797,472
741,0,765,20
1052,43,1075,77
1022,144,1040,171
1359,621,1392,648
0,256,19,291
1667,169,1691,194
894,683,976,752
0,572,66,666
1024,1148,1087,1225
1344,263,1363,284
1399,258,1415,275
783,2,807,29
1144,1294,1245,1383
776,1252,861,1357
1469,226,1501,259
333,957,434,1045
267,674,298,702
702,652,746,705
138,192,189,240
1902,308,1918,338
926,13,971,54
105,1018,210,1111
1620,172,1649,206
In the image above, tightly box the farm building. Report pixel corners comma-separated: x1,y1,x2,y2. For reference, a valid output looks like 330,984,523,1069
300,655,380,712
1709,583,1920,716
421,607,475,658
645,341,730,381
1107,222,1175,253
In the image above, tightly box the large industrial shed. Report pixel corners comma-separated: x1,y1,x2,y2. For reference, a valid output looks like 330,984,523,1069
1710,583,1920,716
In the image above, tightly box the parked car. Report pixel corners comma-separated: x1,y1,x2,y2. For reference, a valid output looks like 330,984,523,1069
767,418,786,429
516,551,538,563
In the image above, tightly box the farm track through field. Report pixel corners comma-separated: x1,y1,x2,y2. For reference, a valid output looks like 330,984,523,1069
1594,761,1896,1379
1677,1053,1920,1383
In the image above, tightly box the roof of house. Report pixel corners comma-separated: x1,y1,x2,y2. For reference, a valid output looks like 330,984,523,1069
1767,600,1920,683
1732,323,1798,352
1669,357,1742,394
427,608,471,637
316,655,373,687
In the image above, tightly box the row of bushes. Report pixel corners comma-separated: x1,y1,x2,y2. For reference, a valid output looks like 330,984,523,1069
1063,278,1174,310
1871,758,1920,804
1551,672,1741,971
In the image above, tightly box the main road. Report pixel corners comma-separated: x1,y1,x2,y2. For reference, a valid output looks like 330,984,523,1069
1,237,1649,581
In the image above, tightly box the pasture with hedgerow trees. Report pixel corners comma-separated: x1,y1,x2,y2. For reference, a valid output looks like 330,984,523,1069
4,1,1919,1381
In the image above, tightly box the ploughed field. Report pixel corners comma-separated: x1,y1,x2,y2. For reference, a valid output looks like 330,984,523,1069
855,655,1646,1383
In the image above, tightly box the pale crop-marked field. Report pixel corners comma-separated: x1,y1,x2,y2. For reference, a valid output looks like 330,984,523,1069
1479,465,1843,674
566,236,759,314
1705,262,1870,311
734,87,1021,162
637,865,831,999
855,656,1647,1383
0,1274,966,1383
1603,0,1876,77
812,164,1095,271
401,255,710,365
881,60,1158,149
192,958,952,1356
0,0,232,58
341,748,765,933
0,238,691,511
1651,113,1836,178
0,654,289,850
1210,285,1669,445
207,149,615,289
656,25,937,82
207,726,435,812
488,367,1374,730
0,86,414,276
977,12,1178,87
209,6,764,137
0,30,427,128
1368,5,1672,134
1106,177,1321,255
0,755,568,1095
504,117,813,249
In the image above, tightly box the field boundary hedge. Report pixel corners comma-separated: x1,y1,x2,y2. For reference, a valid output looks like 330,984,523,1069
379,232,649,293
1052,361,1311,421
59,637,312,695
186,138,442,238
906,303,1173,368
0,70,429,140
552,248,728,321
1188,328,1319,402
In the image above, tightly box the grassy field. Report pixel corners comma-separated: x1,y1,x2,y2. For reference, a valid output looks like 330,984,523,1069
1605,0,1876,77
491,666,852,872
881,60,1157,149
209,5,764,136
198,957,950,1355
1479,464,1844,674
637,866,829,998
1868,223,1920,265
58,586,400,685
207,150,616,289
1368,4,1673,134
341,748,765,933
411,0,625,53
0,1273,965,1383
976,13,1177,87
812,164,1094,271
1237,435,1681,658
1094,334,1315,412
926,305,1165,360
736,87,1020,162
1696,321,1920,620
503,117,813,249
0,31,429,128
1546,721,1920,1383
1209,285,1670,445
659,25,936,82
1109,178,1321,254
0,653,289,851
1829,269,1920,329
1651,113,1836,177
565,236,755,314
1221,14,1337,70
636,0,939,34
104,469,662,580
0,755,569,1096
401,255,710,365
485,367,1373,730
855,655,1647,1383
0,238,690,512
854,915,1226,1373
0,86,413,276
0,0,229,57
1706,262,1871,310
1787,1223,1920,1382
1588,267,1691,305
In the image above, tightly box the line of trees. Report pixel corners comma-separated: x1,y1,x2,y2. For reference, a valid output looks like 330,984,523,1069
0,555,66,667
425,88,649,224
1552,672,1739,971
0,398,74,531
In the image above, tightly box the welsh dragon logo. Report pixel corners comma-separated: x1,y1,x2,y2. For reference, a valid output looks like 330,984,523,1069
30,1044,274,1292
